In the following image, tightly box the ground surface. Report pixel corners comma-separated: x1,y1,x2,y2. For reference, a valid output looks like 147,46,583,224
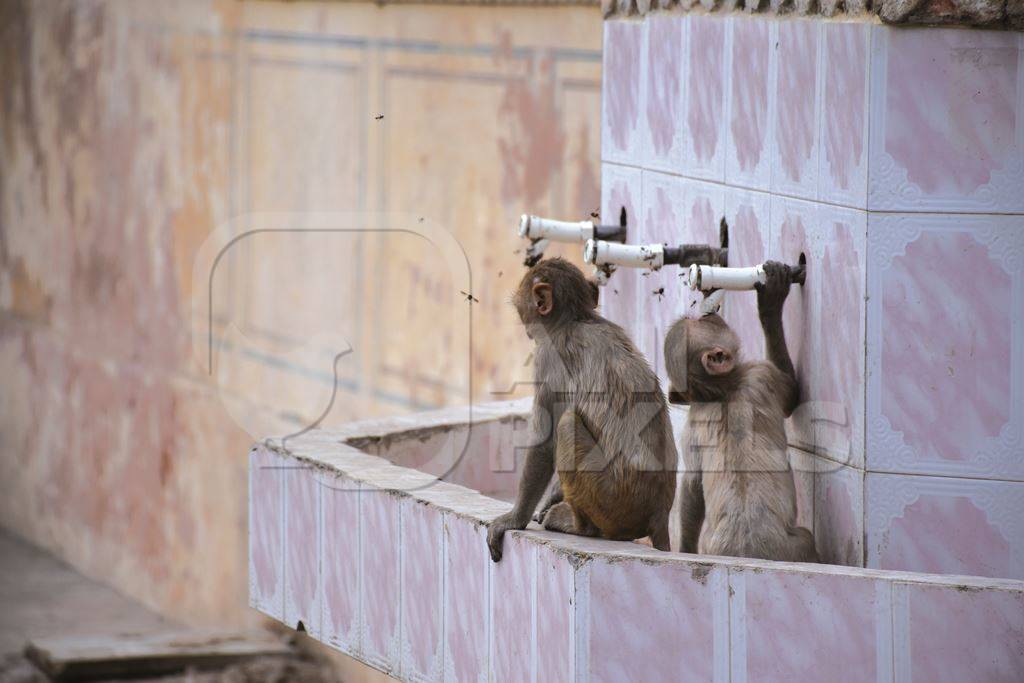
0,530,174,658
0,530,339,682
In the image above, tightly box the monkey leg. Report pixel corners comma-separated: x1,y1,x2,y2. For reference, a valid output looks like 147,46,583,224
533,479,565,525
648,516,671,552
556,409,663,542
540,501,600,537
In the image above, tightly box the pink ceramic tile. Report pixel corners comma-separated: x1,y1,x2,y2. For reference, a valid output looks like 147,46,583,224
771,18,821,202
602,20,644,166
789,448,816,534
866,214,1024,481
813,206,866,469
902,582,1024,681
736,569,884,682
285,466,321,636
868,27,1024,213
600,163,643,340
491,533,535,683
401,499,444,682
639,170,689,385
678,177,727,339
375,429,453,474
445,423,520,498
725,14,774,191
641,14,685,173
321,472,361,654
772,198,867,467
818,21,870,209
721,186,770,363
814,461,864,568
769,196,817,453
866,473,1024,580
535,545,574,683
682,14,729,182
361,488,402,673
250,447,284,620
587,558,722,681
680,178,727,307
444,516,489,683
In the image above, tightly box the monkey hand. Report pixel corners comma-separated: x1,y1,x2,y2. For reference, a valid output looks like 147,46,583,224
755,260,791,321
487,511,523,562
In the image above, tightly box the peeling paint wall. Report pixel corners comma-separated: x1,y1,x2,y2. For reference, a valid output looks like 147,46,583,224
0,0,601,625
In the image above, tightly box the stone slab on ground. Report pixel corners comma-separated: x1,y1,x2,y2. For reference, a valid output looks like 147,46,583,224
24,631,291,682
0,531,173,659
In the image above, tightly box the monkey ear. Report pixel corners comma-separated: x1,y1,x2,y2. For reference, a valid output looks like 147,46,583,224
586,279,600,309
532,282,554,316
701,347,735,376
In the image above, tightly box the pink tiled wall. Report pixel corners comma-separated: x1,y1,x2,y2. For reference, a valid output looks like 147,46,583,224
586,556,724,681
357,416,528,500
321,471,361,654
898,581,1024,681
734,569,888,682
250,441,1024,681
602,15,1024,579
285,466,322,637
599,163,644,339
249,447,284,620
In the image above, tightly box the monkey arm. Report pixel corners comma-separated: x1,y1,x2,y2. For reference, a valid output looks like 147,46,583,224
508,440,556,525
757,262,800,416
486,441,554,562
760,314,798,413
487,391,558,562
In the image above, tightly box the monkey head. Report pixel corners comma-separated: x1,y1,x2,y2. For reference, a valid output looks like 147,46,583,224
513,258,599,337
664,313,740,404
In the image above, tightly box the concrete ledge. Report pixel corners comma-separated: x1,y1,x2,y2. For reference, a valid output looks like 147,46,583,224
250,406,1024,681
263,398,532,499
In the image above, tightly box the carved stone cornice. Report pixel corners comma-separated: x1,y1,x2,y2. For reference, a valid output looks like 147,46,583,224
604,0,1024,31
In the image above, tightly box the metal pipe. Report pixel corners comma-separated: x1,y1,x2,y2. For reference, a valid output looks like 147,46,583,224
584,240,665,269
687,263,806,291
519,215,595,242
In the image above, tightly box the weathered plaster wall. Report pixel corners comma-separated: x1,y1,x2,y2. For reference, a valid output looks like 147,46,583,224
0,0,601,625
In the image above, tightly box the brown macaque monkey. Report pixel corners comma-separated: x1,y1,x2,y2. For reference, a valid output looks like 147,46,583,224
487,258,677,562
665,261,818,563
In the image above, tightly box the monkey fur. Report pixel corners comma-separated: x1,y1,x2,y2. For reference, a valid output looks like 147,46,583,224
665,261,818,563
487,258,678,562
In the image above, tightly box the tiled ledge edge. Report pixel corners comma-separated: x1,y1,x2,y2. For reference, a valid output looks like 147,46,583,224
250,416,1024,681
